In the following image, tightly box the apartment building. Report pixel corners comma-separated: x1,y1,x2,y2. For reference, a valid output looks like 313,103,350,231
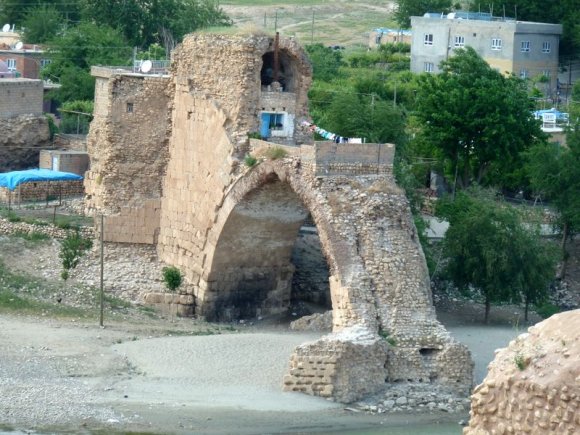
410,12,563,95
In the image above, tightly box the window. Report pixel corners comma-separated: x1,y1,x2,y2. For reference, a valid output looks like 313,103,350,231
521,41,530,52
6,58,15,70
126,102,134,113
40,59,51,67
269,113,284,130
519,69,528,79
424,33,433,46
454,36,465,47
491,38,502,50
542,42,551,53
424,62,434,73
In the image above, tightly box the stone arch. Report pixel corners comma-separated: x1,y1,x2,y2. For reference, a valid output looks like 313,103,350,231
196,160,373,326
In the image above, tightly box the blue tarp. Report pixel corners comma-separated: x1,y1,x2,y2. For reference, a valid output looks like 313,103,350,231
0,168,83,191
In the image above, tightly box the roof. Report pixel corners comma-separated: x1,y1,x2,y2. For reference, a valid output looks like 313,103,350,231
0,168,83,191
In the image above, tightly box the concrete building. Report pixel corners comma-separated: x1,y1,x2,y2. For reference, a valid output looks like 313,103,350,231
410,12,562,95
0,78,43,117
0,43,50,79
368,28,412,49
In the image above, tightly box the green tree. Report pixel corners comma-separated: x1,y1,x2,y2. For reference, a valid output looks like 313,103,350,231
319,92,406,144
413,47,545,192
526,128,580,279
59,100,94,134
305,44,343,82
81,0,231,48
0,0,82,28
42,22,131,103
21,4,63,43
394,0,453,28
438,189,556,323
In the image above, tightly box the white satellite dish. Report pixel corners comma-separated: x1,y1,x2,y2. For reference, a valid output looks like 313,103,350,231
140,60,152,73
14,41,23,50
2,24,10,32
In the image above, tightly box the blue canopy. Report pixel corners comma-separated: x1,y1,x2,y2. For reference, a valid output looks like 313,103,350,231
0,168,83,191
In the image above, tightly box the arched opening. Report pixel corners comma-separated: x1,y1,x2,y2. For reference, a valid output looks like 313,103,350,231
204,174,331,322
260,49,299,92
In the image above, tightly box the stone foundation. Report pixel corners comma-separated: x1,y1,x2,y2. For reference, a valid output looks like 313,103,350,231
283,326,390,402
143,292,194,317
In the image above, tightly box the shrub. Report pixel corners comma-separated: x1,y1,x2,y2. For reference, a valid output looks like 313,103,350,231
244,154,258,167
59,230,93,281
162,266,182,292
514,353,527,371
264,146,287,160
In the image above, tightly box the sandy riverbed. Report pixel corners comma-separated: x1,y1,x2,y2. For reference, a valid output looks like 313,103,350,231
0,308,530,435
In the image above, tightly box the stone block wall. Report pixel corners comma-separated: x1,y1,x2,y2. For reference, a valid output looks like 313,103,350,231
0,79,43,117
314,142,394,176
0,180,84,204
99,199,161,244
84,71,171,214
283,326,390,402
52,134,87,152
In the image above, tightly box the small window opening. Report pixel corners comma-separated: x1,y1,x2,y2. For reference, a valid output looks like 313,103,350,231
126,102,134,113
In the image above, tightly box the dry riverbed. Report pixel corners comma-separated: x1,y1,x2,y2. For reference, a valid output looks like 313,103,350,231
0,228,547,434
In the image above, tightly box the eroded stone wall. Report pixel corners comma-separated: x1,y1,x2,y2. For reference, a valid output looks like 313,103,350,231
0,114,50,171
84,71,171,214
465,310,580,434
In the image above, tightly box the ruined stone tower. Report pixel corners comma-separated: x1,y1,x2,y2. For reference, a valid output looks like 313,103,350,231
85,31,473,403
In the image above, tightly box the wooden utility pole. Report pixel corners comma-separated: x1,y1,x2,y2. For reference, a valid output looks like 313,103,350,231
99,214,104,327
311,9,315,45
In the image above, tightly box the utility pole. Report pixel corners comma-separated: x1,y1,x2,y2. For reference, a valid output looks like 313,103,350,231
263,12,267,28
99,214,104,327
275,10,278,32
311,9,315,45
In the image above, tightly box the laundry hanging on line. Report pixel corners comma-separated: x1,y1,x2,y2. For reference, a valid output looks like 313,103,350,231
300,121,364,144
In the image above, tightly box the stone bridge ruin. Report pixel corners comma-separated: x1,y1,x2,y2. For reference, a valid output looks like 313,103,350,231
85,32,473,403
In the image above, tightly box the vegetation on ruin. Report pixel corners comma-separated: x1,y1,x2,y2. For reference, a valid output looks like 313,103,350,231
263,146,288,160
244,154,258,167
513,352,527,371
162,266,183,292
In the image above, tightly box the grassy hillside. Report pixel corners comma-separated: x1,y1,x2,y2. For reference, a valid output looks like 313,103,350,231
220,0,397,47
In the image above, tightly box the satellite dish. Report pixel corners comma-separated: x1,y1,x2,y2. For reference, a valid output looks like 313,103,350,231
14,41,23,50
140,60,152,73
2,24,9,32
